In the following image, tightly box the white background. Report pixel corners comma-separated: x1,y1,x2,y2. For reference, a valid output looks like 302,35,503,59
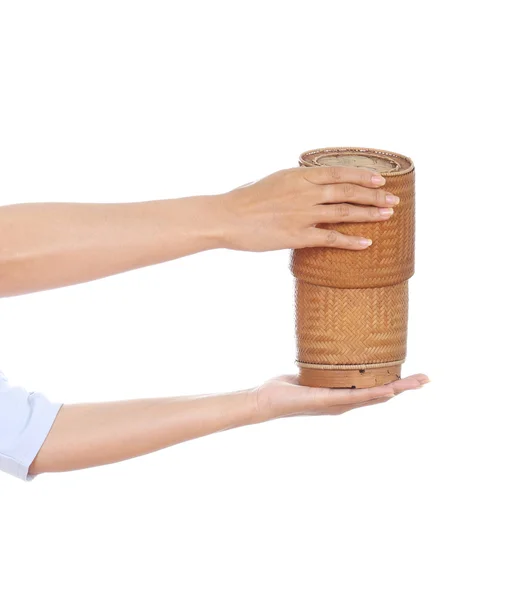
1,1,531,598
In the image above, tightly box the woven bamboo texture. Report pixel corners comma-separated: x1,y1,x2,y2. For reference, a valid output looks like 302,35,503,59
294,280,408,365
291,147,416,388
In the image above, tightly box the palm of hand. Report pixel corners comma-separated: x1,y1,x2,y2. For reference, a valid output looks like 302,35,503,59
252,373,429,421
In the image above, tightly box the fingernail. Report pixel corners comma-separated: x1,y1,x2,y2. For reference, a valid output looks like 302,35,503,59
359,238,372,247
379,207,394,217
372,174,385,185
386,194,400,205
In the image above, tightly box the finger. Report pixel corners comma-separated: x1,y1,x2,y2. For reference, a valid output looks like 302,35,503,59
339,396,394,412
302,166,386,188
333,395,395,413
351,377,427,405
304,227,373,250
408,373,431,385
319,183,400,208
325,385,418,415
386,375,430,394
311,203,394,224
319,384,399,407
322,376,426,407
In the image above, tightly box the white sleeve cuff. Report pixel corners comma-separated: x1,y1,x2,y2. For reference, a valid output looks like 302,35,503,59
0,373,63,481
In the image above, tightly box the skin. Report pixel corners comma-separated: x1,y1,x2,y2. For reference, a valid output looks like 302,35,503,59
0,165,429,475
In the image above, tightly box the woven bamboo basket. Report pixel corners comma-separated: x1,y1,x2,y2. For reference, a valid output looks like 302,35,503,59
291,147,415,388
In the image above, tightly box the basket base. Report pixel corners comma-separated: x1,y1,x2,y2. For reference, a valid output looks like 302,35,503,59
298,364,402,389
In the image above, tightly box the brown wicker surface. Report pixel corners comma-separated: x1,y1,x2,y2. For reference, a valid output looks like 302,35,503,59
298,365,402,388
295,280,408,365
292,147,415,388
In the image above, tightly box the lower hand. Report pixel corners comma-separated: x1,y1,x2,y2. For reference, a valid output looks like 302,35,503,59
212,165,400,252
249,373,430,421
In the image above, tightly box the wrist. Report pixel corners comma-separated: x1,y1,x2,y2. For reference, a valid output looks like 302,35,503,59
173,194,227,252
202,389,266,432
216,387,270,426
240,386,281,424
229,388,267,426
204,190,246,251
147,195,227,255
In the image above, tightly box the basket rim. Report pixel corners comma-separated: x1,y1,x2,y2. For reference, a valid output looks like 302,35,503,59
299,146,414,176
296,360,404,370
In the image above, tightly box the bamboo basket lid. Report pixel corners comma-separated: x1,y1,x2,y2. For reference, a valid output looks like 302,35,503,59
299,146,414,176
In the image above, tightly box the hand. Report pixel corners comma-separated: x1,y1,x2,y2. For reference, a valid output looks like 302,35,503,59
215,166,401,252
249,373,429,421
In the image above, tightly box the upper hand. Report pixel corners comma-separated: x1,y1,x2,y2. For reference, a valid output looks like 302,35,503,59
214,166,401,252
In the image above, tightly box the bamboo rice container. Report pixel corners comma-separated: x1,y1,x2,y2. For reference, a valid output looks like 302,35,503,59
291,147,415,388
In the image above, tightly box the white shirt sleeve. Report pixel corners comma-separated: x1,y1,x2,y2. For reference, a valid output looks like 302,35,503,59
0,371,63,481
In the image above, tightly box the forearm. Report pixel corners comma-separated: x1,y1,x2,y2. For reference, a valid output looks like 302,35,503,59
29,389,260,475
0,196,224,296
0,166,396,297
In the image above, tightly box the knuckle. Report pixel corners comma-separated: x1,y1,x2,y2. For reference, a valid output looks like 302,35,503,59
335,203,350,218
320,184,334,203
342,183,356,198
328,166,342,181
326,230,339,245
376,189,387,205
284,168,298,181
366,170,376,184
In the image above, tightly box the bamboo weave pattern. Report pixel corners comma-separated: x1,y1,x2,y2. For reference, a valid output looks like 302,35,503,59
291,147,416,388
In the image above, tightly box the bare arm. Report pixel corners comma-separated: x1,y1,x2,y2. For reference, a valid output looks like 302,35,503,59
0,166,397,296
30,388,257,474
0,196,221,296
3,164,412,477
29,374,428,475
